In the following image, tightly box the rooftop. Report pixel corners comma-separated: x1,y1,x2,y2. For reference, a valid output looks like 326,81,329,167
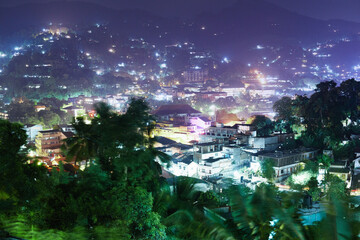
62,131,75,138
153,104,201,116
155,136,177,146
39,129,61,134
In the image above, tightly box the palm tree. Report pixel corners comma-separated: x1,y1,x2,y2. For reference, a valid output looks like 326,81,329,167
63,117,98,166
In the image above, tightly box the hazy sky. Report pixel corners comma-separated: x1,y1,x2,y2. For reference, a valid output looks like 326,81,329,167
267,0,360,23
0,0,359,22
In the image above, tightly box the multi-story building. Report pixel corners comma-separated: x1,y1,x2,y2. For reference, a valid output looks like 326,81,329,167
183,69,208,83
256,149,318,181
236,124,256,134
24,124,43,142
223,145,251,167
201,124,237,143
248,135,279,150
35,129,72,156
193,142,225,163
221,86,246,97
153,104,202,124
192,142,236,179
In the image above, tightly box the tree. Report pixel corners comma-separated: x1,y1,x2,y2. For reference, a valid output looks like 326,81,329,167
317,154,333,171
63,117,98,165
0,120,47,206
260,159,275,182
324,175,348,201
6,98,37,123
38,110,61,128
247,115,274,137
273,96,293,122
339,79,360,124
307,177,321,202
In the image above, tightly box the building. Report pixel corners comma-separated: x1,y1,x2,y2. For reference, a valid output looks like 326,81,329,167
237,124,256,134
59,124,76,133
170,154,198,177
221,86,246,97
248,135,279,150
154,123,200,144
35,129,72,156
201,124,237,143
249,89,276,98
257,149,318,181
328,161,350,182
34,105,46,112
153,104,201,123
189,116,212,130
193,142,225,163
198,157,234,179
0,112,8,120
62,105,85,118
183,69,208,83
24,124,43,142
192,142,236,179
198,92,227,101
223,145,251,167
277,133,295,143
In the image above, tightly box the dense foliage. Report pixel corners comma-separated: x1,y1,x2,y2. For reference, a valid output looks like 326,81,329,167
273,79,360,150
1,86,360,239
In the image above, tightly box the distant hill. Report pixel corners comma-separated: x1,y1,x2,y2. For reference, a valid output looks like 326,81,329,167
192,0,360,54
1,0,360,56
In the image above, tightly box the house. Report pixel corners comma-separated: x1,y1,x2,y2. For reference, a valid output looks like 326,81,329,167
198,92,227,101
58,124,76,133
154,123,200,144
34,105,46,112
237,124,256,134
35,129,73,156
201,124,237,143
170,154,198,177
189,116,211,129
192,142,238,179
222,145,250,167
221,86,246,97
193,142,225,163
62,105,84,118
257,149,318,182
198,157,233,179
328,161,350,182
277,133,295,143
248,135,279,150
153,104,201,123
23,124,43,142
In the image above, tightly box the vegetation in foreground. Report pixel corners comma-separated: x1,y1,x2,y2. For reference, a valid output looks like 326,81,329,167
1,79,360,239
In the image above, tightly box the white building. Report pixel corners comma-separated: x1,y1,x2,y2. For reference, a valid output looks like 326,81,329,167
256,149,318,182
24,124,43,142
248,135,279,150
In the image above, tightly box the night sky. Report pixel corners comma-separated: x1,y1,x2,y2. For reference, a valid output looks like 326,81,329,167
0,0,359,22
